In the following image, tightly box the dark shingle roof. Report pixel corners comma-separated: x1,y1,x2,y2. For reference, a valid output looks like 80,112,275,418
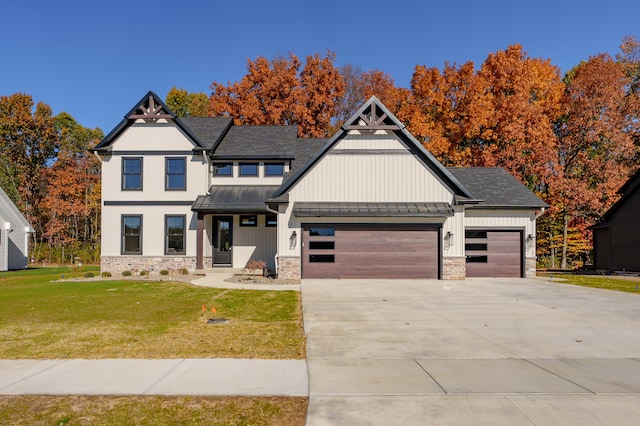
447,167,548,209
180,117,233,150
212,125,299,158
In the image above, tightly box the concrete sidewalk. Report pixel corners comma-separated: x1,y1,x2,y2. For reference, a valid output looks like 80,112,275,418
190,269,300,291
0,359,308,396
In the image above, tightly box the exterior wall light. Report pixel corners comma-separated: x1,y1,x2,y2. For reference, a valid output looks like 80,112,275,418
526,234,534,250
444,231,453,250
289,231,297,250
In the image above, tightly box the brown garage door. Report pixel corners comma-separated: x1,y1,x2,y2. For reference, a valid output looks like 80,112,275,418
302,225,439,279
465,230,523,277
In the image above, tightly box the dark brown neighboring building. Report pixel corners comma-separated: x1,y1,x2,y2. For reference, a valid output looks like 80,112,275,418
593,169,640,272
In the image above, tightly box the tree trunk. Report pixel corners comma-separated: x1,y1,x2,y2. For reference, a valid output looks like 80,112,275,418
561,213,569,269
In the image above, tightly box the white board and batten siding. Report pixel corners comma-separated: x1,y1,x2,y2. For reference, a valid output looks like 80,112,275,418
279,134,457,258
231,215,277,269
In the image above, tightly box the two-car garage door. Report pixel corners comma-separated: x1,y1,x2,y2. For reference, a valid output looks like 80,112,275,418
302,225,439,279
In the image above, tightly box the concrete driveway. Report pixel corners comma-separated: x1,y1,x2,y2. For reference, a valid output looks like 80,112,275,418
301,277,640,425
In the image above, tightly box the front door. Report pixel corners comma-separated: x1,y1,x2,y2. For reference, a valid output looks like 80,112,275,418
213,217,232,265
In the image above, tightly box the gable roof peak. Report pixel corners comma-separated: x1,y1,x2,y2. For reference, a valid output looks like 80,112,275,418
343,96,403,132
125,91,175,121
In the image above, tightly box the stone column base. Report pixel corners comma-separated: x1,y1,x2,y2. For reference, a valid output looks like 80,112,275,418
525,257,537,278
443,256,466,280
277,256,301,280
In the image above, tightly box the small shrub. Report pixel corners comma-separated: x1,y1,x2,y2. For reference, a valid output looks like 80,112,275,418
122,270,132,277
101,271,112,278
139,270,148,276
246,259,267,270
180,268,189,275
83,272,95,278
160,269,170,276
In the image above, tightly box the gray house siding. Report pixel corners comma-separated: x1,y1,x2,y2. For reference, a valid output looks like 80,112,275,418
0,187,32,271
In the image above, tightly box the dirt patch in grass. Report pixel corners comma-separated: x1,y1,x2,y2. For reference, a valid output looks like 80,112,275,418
0,395,307,426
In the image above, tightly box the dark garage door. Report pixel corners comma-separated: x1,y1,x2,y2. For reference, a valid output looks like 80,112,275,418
302,225,439,279
465,230,523,277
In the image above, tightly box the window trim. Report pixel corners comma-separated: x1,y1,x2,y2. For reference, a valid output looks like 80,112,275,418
165,215,186,255
265,162,285,176
239,162,258,177
165,157,187,191
213,162,233,177
122,157,143,191
121,215,142,255
239,215,257,227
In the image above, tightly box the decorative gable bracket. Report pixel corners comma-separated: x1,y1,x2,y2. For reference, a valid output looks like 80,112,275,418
344,102,401,131
127,94,173,121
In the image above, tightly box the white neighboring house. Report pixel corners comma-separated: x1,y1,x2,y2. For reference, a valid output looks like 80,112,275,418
92,92,547,279
0,186,33,271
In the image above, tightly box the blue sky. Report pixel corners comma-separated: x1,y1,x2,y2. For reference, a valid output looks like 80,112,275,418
1,0,638,134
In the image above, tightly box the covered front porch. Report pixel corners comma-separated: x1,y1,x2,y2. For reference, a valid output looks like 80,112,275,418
192,186,279,271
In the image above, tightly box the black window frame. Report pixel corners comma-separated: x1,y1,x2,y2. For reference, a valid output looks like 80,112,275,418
165,157,187,191
239,163,258,176
265,214,277,227
265,162,285,176
466,255,488,263
122,215,142,255
309,227,335,237
213,163,233,177
240,215,257,227
122,157,143,191
165,215,186,255
309,254,335,263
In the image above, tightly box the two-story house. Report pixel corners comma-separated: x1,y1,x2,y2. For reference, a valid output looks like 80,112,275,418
0,186,33,271
92,91,547,280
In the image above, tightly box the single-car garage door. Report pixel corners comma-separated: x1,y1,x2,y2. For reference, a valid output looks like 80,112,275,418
465,230,523,277
302,225,439,279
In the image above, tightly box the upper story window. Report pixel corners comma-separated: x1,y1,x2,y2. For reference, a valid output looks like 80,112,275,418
213,163,232,177
239,163,258,176
265,162,285,176
122,157,142,190
166,157,186,190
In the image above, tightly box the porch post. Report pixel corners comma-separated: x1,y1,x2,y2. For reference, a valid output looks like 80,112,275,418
196,212,204,270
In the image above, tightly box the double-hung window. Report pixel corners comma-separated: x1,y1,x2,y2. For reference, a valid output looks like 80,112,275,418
166,157,186,190
122,158,142,190
122,215,142,254
165,215,186,255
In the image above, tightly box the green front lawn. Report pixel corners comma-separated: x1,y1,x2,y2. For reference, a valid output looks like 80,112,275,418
0,267,305,359
540,273,640,294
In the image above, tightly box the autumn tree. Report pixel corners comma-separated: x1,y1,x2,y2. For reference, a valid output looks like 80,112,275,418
550,53,638,268
165,87,208,117
0,93,59,233
334,65,405,132
400,61,478,165
208,52,344,137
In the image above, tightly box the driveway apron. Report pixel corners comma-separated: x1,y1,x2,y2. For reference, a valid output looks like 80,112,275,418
301,278,640,425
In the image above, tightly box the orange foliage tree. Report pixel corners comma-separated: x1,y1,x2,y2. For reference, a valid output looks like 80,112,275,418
209,52,344,137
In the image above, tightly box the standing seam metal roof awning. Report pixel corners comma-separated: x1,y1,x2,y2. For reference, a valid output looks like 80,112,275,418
192,186,280,213
293,202,454,217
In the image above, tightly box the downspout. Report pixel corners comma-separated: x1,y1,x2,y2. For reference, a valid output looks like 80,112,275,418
534,207,546,220
265,204,280,276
